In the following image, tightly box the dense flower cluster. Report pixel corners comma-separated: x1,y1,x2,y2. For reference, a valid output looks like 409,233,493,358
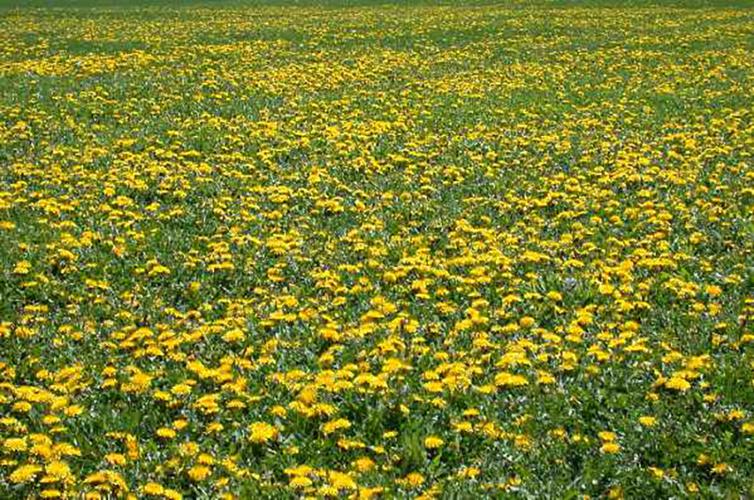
1,1,753,498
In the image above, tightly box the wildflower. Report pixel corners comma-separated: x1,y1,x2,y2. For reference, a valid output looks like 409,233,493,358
143,482,164,495
9,464,43,483
13,260,31,275
249,422,278,444
353,457,375,472
494,372,528,388
105,453,127,466
519,317,536,328
453,421,473,433
156,427,176,439
711,463,729,475
163,489,183,500
600,442,621,454
328,471,357,490
322,418,351,435
290,475,313,488
222,328,245,343
537,371,556,385
665,377,691,392
458,466,481,479
44,461,72,482
403,472,425,488
148,264,171,277
424,436,445,449
598,431,617,442
187,465,212,482
4,437,27,452
638,416,657,427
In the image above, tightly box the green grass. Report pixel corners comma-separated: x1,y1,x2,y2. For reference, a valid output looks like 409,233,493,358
1,0,753,9
0,0,753,498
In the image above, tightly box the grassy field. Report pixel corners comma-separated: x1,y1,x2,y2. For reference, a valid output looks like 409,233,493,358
1,0,753,498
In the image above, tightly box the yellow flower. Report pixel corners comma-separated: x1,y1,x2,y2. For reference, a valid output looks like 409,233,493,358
711,463,729,475
665,377,691,392
537,371,556,385
648,467,664,479
63,405,83,417
179,442,199,456
453,421,473,433
148,264,171,277
13,401,32,413
638,416,657,427
458,466,480,479
322,418,351,435
598,431,617,442
328,471,357,490
13,260,31,275
249,422,278,444
143,482,164,495
206,422,224,434
289,475,313,488
171,383,192,396
494,372,528,388
222,328,245,343
353,456,375,472
105,453,127,466
173,419,189,431
727,409,745,421
122,370,153,394
10,464,43,483
403,472,425,488
600,442,621,454
424,436,444,449
156,427,176,439
45,461,72,481
270,405,287,418
187,465,212,482
4,437,28,452
359,487,385,499
163,488,183,500
519,316,536,328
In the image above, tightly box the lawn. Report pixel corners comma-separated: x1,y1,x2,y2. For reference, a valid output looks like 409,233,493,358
0,0,753,498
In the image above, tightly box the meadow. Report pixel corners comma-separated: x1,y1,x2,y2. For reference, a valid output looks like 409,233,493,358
1,0,753,498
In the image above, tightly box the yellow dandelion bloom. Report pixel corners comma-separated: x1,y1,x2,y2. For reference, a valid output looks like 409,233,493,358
187,465,212,482
665,377,691,392
249,422,278,444
424,436,445,449
9,464,43,484
143,482,165,495
639,416,657,427
600,442,621,454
